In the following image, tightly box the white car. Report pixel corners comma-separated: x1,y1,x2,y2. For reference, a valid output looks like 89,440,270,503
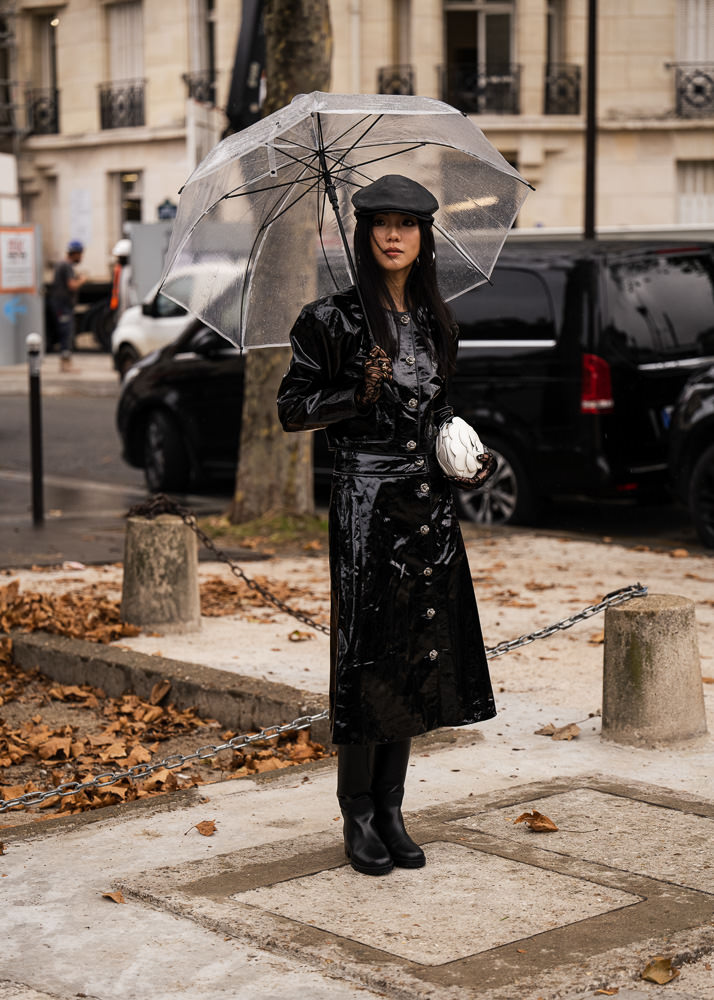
111,283,192,377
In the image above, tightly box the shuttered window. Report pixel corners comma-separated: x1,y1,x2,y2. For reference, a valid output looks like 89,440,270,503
677,161,714,223
677,0,714,61
107,1,144,82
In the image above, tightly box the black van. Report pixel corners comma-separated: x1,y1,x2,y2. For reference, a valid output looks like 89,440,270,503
448,240,714,524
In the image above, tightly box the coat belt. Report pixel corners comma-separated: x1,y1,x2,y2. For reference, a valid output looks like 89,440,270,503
333,448,438,477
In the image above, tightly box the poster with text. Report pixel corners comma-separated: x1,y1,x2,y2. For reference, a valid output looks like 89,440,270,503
0,228,36,293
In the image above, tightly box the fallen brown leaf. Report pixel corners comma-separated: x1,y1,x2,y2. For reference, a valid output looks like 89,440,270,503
670,548,689,558
102,890,126,904
514,810,558,832
288,629,314,642
551,723,581,741
149,679,171,705
641,956,679,984
703,677,714,684
594,990,619,996
195,819,217,836
534,722,581,740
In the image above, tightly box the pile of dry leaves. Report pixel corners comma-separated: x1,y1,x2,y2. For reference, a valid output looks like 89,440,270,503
0,578,140,644
0,573,327,644
0,643,330,824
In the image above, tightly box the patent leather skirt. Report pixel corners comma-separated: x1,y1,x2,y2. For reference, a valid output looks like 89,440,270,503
328,448,497,745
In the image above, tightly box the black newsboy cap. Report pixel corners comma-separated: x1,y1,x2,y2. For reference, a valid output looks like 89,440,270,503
351,174,438,222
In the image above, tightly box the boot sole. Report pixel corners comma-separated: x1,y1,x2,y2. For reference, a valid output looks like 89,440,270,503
348,857,394,876
392,855,426,868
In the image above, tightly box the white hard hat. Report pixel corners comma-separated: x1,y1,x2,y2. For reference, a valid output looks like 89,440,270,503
112,238,131,257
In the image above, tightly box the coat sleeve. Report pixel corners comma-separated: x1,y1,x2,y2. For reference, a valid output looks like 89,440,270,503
277,302,365,432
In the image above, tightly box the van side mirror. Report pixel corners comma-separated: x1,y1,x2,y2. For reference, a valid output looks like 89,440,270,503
142,300,155,317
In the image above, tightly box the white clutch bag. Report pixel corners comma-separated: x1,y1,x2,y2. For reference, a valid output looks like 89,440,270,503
436,416,494,488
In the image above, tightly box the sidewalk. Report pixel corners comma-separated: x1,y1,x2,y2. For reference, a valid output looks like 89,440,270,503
0,347,119,398
2,531,714,999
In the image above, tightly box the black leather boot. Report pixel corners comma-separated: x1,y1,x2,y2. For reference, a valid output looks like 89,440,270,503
337,744,394,876
372,739,426,868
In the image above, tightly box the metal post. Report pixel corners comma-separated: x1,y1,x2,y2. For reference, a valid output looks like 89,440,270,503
26,332,44,525
584,0,597,240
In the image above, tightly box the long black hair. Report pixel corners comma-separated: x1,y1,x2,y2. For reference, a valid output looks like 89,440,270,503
353,215,457,378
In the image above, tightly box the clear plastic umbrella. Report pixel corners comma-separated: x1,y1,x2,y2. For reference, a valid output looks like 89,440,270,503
159,91,533,349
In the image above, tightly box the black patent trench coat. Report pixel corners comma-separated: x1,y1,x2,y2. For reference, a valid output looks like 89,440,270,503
277,286,496,745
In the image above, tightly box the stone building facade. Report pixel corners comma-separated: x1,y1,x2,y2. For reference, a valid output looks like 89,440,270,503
5,0,714,280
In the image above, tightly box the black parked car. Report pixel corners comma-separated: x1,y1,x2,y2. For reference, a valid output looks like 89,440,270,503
668,366,714,548
118,239,714,523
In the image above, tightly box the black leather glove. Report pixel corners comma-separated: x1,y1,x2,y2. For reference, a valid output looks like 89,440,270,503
356,345,393,409
446,451,498,490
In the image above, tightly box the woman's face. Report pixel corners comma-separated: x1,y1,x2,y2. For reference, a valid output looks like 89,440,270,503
369,212,421,278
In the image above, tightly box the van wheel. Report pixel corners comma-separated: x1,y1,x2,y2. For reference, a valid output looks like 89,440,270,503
453,437,537,526
116,344,140,379
689,444,714,548
143,410,190,493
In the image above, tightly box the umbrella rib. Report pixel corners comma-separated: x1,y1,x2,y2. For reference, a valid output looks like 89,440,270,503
325,144,429,184
256,175,325,231
432,220,490,284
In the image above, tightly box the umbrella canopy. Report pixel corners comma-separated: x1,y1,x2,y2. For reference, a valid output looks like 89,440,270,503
160,91,533,350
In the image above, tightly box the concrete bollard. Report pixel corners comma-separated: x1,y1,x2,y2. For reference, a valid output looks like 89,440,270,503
121,514,201,633
602,593,708,747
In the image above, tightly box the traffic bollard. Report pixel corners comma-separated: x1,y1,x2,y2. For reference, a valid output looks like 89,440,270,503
26,332,44,526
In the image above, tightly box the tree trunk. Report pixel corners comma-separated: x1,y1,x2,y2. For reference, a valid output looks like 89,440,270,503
230,0,332,523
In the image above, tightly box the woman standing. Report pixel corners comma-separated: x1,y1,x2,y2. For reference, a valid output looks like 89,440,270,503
277,174,496,876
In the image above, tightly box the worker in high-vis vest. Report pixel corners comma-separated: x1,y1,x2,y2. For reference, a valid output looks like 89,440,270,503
110,238,137,319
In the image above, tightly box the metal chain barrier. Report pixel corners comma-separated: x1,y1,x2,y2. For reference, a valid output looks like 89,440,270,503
0,495,648,813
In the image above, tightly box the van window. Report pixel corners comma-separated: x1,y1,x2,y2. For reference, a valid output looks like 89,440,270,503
450,268,556,342
605,252,714,363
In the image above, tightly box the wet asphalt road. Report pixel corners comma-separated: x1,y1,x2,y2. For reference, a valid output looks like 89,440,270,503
0,360,709,566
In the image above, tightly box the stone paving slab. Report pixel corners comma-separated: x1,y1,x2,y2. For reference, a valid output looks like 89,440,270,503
456,787,714,893
232,841,640,965
117,776,714,1000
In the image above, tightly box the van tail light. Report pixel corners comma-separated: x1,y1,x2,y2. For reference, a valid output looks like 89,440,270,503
581,354,614,413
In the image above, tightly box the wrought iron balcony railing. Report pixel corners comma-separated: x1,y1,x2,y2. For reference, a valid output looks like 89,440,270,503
99,79,145,129
544,63,581,114
442,64,520,114
182,71,216,106
377,64,415,96
26,87,59,134
671,63,714,118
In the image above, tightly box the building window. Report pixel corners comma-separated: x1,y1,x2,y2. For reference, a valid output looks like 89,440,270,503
27,13,59,134
184,0,217,104
677,161,714,223
100,1,145,128
443,1,519,114
673,0,714,117
111,170,143,241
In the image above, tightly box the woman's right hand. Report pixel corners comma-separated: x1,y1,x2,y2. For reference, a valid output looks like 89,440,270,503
356,344,393,408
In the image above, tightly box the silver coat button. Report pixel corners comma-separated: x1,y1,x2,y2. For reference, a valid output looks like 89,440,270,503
400,313,410,325
420,483,429,494
406,355,415,365
406,440,416,450
423,567,433,577
428,649,438,660
426,607,436,618
408,398,418,409
420,524,430,535
415,457,425,467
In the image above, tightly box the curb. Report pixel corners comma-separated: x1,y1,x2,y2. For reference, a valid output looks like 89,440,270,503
10,630,331,745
